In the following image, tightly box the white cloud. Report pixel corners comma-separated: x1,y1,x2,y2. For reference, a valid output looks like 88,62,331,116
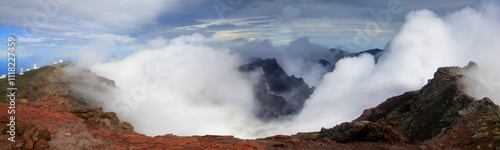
87,34,267,138
27,0,500,140
77,38,118,67
287,0,500,134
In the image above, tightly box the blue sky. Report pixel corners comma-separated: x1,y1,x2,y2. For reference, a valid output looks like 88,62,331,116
0,0,477,75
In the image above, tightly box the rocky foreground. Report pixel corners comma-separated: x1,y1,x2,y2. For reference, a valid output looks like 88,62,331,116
1,61,499,149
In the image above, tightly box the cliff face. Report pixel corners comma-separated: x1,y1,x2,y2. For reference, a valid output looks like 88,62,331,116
239,58,315,120
237,49,385,120
319,62,499,144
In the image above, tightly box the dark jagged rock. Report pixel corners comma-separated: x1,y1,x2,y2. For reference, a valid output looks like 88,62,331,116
317,121,405,143
318,59,334,73
318,59,331,67
241,48,384,120
353,48,384,57
353,48,385,63
239,58,315,120
255,85,297,119
350,62,499,143
328,48,352,60
238,48,385,120
240,58,310,93
323,48,385,71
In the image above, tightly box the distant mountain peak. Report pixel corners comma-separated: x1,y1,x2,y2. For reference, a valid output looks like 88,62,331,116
239,58,315,120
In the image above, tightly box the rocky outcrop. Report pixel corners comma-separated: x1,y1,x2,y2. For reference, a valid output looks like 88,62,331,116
317,121,405,143
352,62,499,143
72,107,135,134
239,58,315,120
21,126,52,150
255,85,297,119
318,62,499,144
238,48,385,120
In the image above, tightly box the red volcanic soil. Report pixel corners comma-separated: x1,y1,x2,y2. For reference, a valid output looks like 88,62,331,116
425,113,500,149
0,94,422,150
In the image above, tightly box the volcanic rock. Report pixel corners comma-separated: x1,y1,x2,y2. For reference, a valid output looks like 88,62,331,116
317,121,405,143
72,107,135,134
21,126,52,150
352,62,499,142
44,125,57,134
34,139,49,150
239,58,315,120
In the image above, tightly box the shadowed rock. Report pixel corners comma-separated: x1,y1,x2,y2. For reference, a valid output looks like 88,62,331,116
352,62,499,143
239,58,315,120
317,121,405,143
72,107,135,134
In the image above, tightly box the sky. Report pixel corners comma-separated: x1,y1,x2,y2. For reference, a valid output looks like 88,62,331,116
0,0,477,75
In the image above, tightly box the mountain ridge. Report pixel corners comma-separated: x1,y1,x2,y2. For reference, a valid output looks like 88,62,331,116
239,58,315,120
317,62,500,145
1,61,499,149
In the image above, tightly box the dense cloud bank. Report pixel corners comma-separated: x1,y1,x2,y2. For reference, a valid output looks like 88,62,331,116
75,0,500,138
